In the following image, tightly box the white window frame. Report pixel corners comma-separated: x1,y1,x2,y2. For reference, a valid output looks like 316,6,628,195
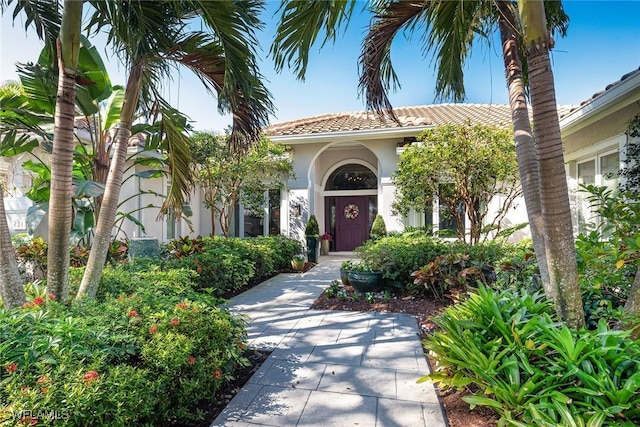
576,148,620,232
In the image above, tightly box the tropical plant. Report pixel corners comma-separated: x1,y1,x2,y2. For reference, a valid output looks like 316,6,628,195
190,131,293,237
578,184,640,336
77,0,274,299
423,285,640,426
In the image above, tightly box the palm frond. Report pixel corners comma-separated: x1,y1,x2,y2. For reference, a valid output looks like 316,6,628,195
271,0,358,80
3,0,61,48
359,0,428,120
424,0,494,103
153,100,194,219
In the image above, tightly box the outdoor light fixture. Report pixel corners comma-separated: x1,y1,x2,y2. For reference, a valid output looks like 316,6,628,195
292,204,301,217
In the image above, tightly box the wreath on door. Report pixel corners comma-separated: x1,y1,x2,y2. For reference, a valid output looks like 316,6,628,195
344,203,359,219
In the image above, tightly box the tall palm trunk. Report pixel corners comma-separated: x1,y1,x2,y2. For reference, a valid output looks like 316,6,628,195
624,268,640,339
77,63,143,299
496,2,551,295
0,183,26,309
519,0,584,328
46,1,83,301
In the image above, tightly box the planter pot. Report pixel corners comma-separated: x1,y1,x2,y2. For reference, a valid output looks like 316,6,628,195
348,271,382,293
128,237,159,262
306,237,319,263
339,268,350,286
291,259,305,272
320,239,330,255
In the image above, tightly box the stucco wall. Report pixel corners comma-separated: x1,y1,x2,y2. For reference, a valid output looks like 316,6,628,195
563,103,639,155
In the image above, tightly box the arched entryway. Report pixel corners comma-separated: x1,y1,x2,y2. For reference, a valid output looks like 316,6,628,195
324,163,378,251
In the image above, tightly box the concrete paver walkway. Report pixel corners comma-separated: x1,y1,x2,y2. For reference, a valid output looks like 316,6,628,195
211,254,447,427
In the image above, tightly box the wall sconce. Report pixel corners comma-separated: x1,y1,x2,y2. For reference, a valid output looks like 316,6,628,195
292,204,301,217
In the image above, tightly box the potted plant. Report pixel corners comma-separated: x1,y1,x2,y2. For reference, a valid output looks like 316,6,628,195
370,215,387,241
347,262,382,293
339,260,354,286
291,254,306,272
320,233,332,255
305,215,320,263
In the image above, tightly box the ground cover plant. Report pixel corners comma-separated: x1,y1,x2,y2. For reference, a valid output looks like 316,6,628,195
2,235,302,425
423,285,640,427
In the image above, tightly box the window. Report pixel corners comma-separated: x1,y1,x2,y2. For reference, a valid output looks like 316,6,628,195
325,164,377,190
165,185,181,240
577,151,619,233
242,189,281,237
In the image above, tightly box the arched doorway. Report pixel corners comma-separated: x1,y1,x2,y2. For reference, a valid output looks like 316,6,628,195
324,163,377,251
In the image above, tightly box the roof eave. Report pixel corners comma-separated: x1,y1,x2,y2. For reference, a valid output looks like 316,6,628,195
267,124,434,144
560,71,640,135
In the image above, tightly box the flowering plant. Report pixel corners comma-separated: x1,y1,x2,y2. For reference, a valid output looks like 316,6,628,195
320,233,333,241
292,254,306,261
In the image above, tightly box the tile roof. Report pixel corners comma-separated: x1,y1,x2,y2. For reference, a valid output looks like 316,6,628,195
568,67,640,114
266,103,575,137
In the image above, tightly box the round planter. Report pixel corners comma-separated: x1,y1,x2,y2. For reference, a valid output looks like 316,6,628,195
291,259,305,272
347,271,382,293
339,268,350,286
320,239,330,255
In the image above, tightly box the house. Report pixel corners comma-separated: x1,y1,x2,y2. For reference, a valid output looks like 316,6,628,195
560,67,640,234
264,104,539,251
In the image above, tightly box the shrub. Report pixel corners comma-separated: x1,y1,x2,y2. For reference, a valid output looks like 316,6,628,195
369,215,387,241
305,215,319,237
0,274,247,425
356,233,513,293
165,235,302,292
424,285,640,426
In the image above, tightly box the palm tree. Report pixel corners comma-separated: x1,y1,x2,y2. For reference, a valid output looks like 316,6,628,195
518,0,584,328
0,182,26,309
272,0,583,326
76,0,273,299
46,0,83,301
1,0,83,301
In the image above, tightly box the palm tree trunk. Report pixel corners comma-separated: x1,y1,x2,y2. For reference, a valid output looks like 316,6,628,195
46,0,83,301
519,0,584,328
77,63,143,300
497,1,552,295
0,183,26,309
623,267,640,339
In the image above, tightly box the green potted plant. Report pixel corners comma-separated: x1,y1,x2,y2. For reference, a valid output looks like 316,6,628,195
339,260,354,286
347,262,382,293
305,215,319,263
320,233,332,255
291,254,306,272
370,215,387,241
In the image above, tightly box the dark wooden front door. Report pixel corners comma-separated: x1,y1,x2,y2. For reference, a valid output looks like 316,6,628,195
335,196,369,251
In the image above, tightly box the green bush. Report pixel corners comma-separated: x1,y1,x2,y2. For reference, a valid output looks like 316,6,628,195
164,235,303,295
369,215,387,241
424,285,640,426
0,273,247,425
355,232,514,293
576,231,634,329
305,215,319,237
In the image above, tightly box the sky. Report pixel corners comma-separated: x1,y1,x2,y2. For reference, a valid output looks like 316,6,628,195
1,1,639,133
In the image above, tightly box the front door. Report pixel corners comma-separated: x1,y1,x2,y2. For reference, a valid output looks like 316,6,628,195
334,196,369,251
